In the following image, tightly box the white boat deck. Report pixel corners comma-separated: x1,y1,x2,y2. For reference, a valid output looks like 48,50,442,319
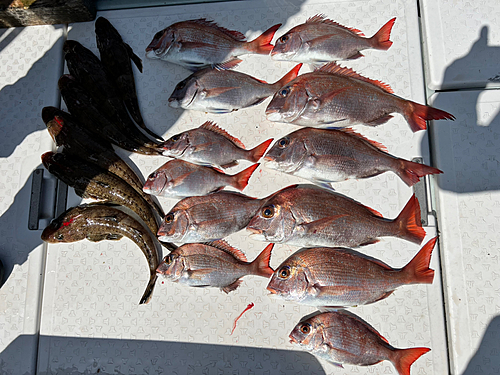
0,0,498,374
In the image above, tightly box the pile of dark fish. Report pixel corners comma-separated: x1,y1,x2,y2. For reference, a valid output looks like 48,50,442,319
39,14,455,375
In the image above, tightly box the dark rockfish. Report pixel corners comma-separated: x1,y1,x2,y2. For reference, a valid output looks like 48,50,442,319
264,127,443,187
168,62,302,113
247,184,425,248
161,121,273,168
95,17,163,141
158,191,263,243
146,19,281,70
267,237,436,307
41,151,160,235
143,159,259,198
266,63,455,132
63,40,162,146
58,75,162,155
157,240,274,293
272,16,396,64
290,309,430,374
41,204,160,304
42,107,164,217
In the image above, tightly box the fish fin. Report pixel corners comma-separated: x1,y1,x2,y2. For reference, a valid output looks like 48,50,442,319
317,87,349,106
403,237,436,284
369,18,396,51
394,194,426,244
139,274,157,304
404,100,455,133
346,51,363,60
318,63,394,94
392,347,431,375
247,139,274,163
203,86,239,98
206,240,248,262
358,238,380,247
341,128,389,152
222,279,243,293
305,34,338,49
214,59,242,71
159,241,178,252
230,163,260,191
188,268,216,280
312,180,336,191
246,24,282,54
306,14,365,36
272,64,302,90
366,114,394,126
365,290,395,305
249,243,274,277
365,206,383,218
124,42,143,73
396,159,443,187
220,161,239,169
302,214,349,233
325,360,344,369
190,19,246,41
200,121,246,148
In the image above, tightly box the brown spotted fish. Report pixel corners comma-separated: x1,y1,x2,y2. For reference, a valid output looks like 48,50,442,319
265,62,455,132
246,184,425,248
272,15,396,64
264,127,443,187
161,121,273,168
267,237,436,307
290,309,430,374
146,19,281,70
157,240,274,293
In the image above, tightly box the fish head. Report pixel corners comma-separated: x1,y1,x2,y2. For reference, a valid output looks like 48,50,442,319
265,80,308,123
143,169,169,195
264,134,306,173
145,27,175,59
289,318,321,349
62,40,82,55
41,208,87,243
161,131,190,158
157,209,190,242
246,200,295,243
267,261,308,302
168,75,199,109
156,251,184,281
271,31,302,61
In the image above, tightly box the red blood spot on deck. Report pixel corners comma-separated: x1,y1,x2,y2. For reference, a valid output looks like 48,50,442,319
231,302,254,335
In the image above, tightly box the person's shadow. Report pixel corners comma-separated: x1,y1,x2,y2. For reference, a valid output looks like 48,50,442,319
429,26,500,193
462,315,500,375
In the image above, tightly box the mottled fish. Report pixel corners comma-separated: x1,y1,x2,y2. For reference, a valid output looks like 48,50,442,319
41,204,160,304
247,184,425,248
265,62,455,132
264,127,443,187
267,237,436,307
290,309,430,375
272,15,396,64
161,121,273,168
168,62,302,113
143,159,259,198
146,19,281,70
157,240,274,293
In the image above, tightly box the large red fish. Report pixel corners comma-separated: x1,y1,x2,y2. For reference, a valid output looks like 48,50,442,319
265,62,455,132
290,309,430,375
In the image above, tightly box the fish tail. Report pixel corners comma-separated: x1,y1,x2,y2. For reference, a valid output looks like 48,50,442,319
139,273,158,304
248,138,274,163
230,163,260,191
370,18,396,51
246,24,282,54
402,237,436,284
392,347,430,375
250,243,275,278
404,100,456,133
272,64,302,90
393,194,426,244
395,159,443,187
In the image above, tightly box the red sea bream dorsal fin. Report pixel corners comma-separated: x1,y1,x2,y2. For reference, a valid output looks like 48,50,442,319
207,240,248,262
200,121,246,148
318,63,394,94
306,14,365,37
341,128,389,152
190,19,246,41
